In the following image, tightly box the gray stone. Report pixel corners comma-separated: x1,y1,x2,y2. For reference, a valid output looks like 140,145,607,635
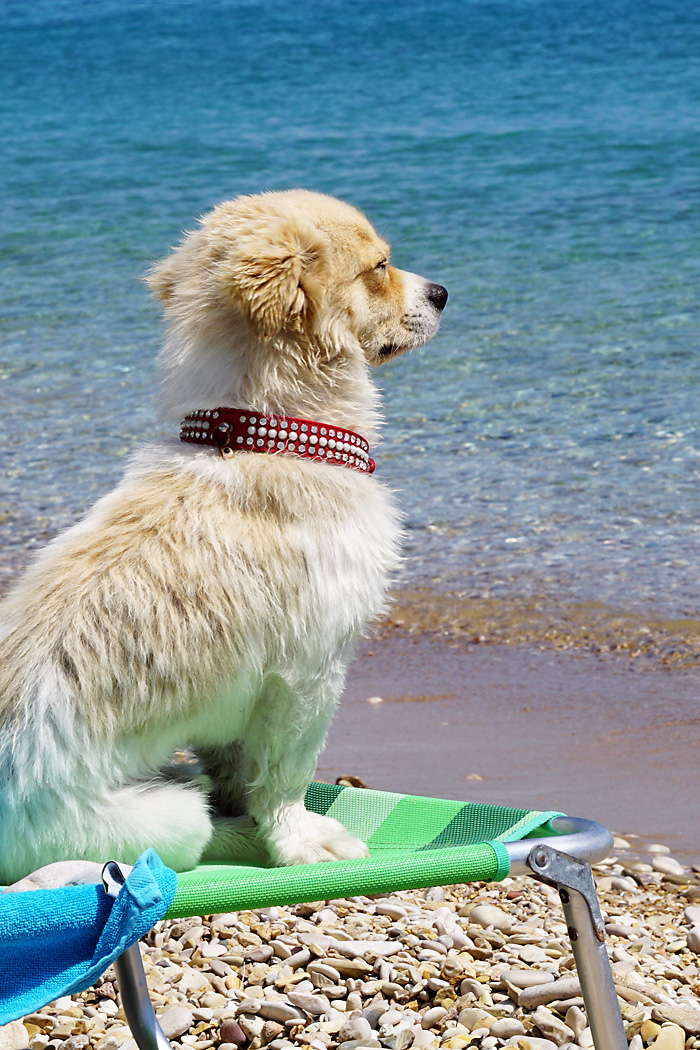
257,1002,305,1023
362,1001,390,1028
652,999,700,1034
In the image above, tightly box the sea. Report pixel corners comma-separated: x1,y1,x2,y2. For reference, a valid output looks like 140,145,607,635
2,0,699,652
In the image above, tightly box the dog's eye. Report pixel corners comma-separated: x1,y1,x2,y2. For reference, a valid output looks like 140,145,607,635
376,259,388,271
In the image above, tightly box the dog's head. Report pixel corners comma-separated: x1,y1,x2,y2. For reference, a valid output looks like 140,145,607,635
147,190,447,369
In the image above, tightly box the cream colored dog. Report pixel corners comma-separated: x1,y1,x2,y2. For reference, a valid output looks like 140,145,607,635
0,190,447,882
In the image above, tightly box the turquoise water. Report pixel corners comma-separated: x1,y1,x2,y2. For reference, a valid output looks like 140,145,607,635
2,0,699,619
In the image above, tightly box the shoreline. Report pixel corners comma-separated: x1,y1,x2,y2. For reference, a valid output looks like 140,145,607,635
381,589,700,670
320,631,700,866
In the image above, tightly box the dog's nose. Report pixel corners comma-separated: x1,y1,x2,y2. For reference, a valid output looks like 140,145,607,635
426,283,448,311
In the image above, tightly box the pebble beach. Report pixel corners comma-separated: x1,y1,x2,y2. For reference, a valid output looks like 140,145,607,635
4,836,700,1050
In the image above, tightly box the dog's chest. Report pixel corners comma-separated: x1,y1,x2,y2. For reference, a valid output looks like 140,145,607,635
199,468,402,644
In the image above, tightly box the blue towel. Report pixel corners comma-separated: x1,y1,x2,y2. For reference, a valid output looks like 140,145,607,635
0,849,176,1024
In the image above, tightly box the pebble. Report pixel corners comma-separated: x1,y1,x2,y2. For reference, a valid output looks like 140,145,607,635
262,1021,286,1042
500,969,556,989
420,1007,447,1029
652,856,686,876
0,1023,30,1050
258,1002,306,1023
158,1006,194,1040
287,992,332,1016
468,904,513,932
518,976,581,1009
531,1006,574,1044
490,1018,526,1038
375,902,407,920
238,1016,265,1041
649,1026,686,1050
687,927,700,954
219,1020,247,1046
564,1005,586,1040
652,1000,700,1034
458,1007,493,1032
338,1017,373,1043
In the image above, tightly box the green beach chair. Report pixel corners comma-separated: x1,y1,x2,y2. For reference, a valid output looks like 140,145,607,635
2,782,628,1050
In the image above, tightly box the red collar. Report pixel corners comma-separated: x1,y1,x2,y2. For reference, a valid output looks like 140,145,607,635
179,408,375,475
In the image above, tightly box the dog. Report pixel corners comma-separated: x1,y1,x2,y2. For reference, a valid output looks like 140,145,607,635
0,189,447,882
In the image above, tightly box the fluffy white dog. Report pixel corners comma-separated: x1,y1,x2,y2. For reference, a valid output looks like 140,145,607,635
0,190,447,882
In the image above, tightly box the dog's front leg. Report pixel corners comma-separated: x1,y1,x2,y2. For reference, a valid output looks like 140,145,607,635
239,672,369,867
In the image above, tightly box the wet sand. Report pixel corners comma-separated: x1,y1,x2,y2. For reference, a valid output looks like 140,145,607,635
318,631,700,865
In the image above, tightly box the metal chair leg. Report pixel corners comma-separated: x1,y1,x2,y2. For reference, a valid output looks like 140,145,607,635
102,861,173,1050
112,942,173,1050
527,844,628,1050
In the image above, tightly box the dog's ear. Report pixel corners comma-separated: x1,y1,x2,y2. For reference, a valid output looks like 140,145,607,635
144,256,181,303
219,219,329,339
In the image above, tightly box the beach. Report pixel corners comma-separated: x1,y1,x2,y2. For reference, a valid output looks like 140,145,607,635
7,839,700,1050
321,625,700,867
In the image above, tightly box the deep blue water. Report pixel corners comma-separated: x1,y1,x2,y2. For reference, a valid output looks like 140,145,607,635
2,0,699,619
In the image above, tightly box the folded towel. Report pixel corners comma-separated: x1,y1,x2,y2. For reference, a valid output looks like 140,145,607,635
0,849,176,1024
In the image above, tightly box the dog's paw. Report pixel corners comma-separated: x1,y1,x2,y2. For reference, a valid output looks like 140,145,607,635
270,811,369,866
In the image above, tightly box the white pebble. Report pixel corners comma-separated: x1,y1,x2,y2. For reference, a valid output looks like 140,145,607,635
157,1006,194,1040
257,1002,305,1023
0,1023,30,1050
652,856,685,876
687,926,700,954
376,902,408,920
421,1007,447,1029
458,1008,493,1032
338,1017,373,1043
287,991,332,1016
648,1025,686,1050
468,904,513,932
531,1006,574,1044
489,1018,525,1038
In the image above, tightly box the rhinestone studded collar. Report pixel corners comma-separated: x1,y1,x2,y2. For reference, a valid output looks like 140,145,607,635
179,408,375,475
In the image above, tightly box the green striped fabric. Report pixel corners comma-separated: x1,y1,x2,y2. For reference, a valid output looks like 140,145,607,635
166,784,561,920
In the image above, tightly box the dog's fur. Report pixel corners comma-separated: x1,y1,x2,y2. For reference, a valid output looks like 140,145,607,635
0,190,446,882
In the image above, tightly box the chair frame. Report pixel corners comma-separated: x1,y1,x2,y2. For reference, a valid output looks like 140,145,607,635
106,815,627,1050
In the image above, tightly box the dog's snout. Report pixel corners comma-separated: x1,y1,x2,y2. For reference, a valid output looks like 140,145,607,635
426,283,448,311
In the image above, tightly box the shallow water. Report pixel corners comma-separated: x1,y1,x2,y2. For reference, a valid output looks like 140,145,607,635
2,0,699,629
